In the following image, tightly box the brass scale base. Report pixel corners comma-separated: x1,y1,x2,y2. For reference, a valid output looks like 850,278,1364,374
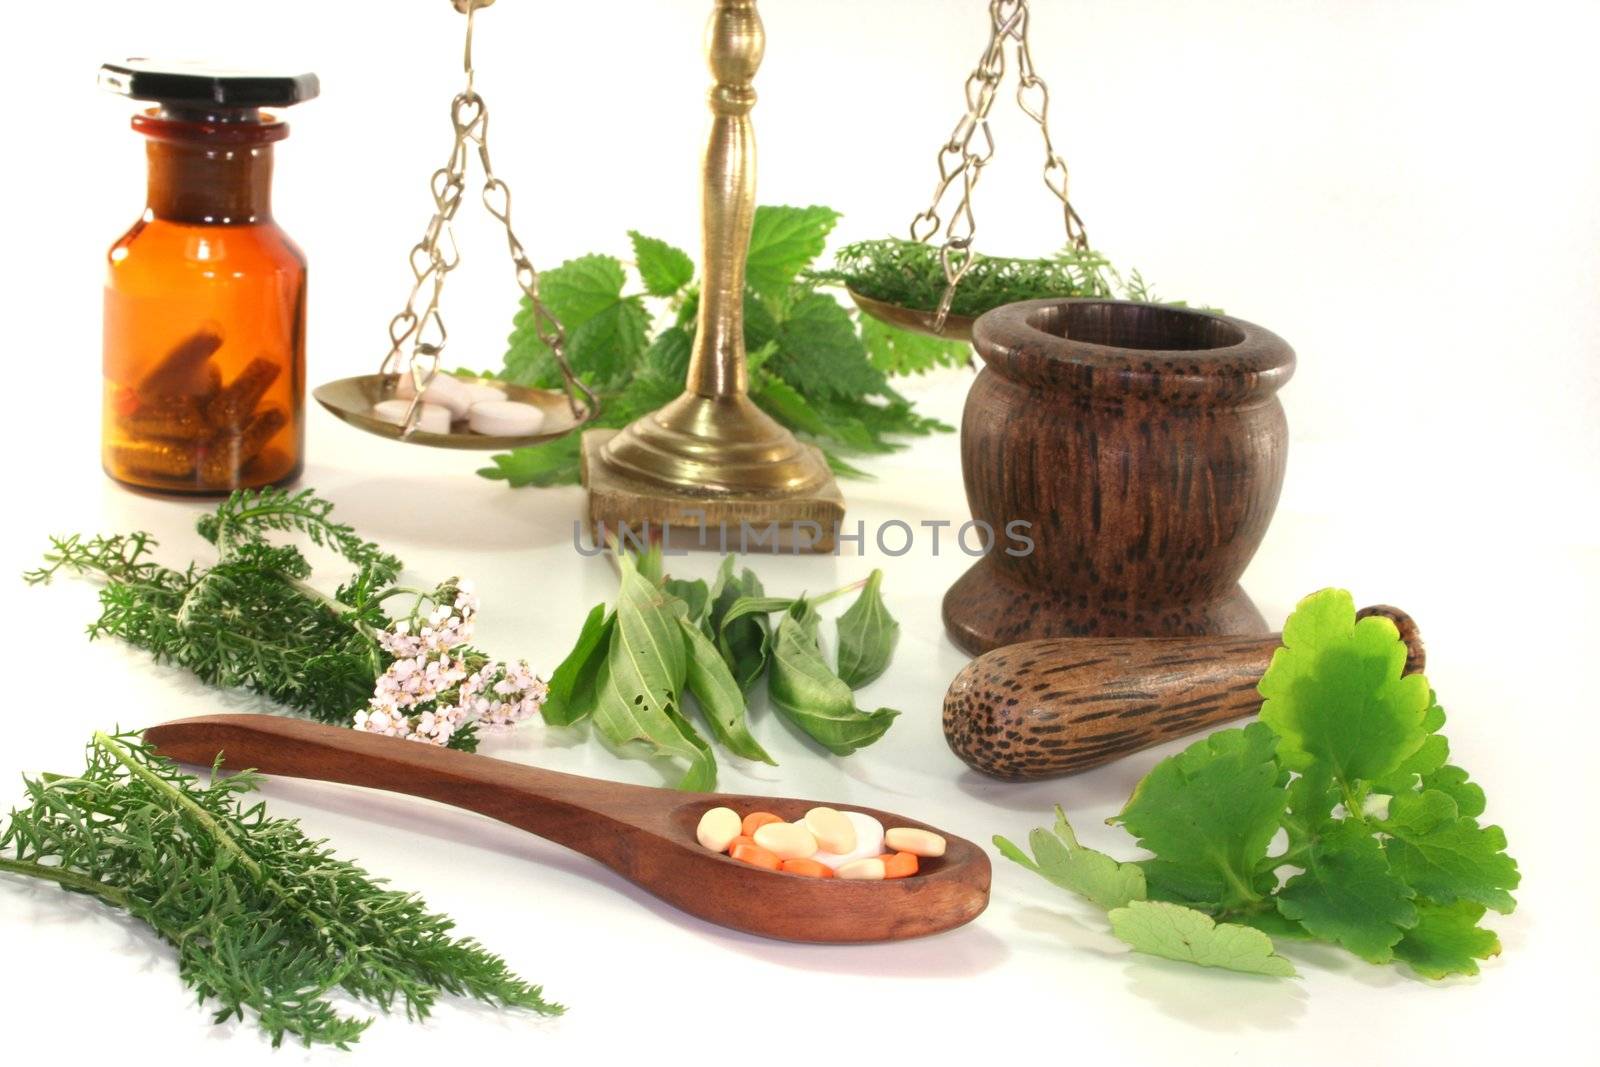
582,0,844,553
583,391,843,553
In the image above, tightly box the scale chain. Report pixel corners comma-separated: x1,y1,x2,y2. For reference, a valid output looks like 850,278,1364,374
909,0,1088,331
379,0,596,436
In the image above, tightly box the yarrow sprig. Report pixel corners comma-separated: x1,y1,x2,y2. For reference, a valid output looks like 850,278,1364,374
355,580,548,747
28,490,550,754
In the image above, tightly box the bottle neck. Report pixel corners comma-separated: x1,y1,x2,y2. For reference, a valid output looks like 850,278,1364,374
133,110,288,225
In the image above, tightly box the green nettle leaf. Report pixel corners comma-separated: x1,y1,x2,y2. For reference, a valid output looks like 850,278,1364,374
591,554,714,789
769,292,890,402
1258,588,1433,786
503,254,650,389
1275,820,1418,963
628,230,694,297
680,618,776,766
542,603,612,726
743,290,780,352
477,435,584,488
1108,900,1297,978
996,807,1146,911
752,373,830,437
566,297,651,388
1393,901,1502,979
644,326,693,383
1114,723,1289,910
1381,790,1519,913
767,600,898,755
834,569,899,689
705,557,772,692
745,205,841,298
859,312,969,375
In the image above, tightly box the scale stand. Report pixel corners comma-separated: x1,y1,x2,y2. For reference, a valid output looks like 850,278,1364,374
582,0,844,553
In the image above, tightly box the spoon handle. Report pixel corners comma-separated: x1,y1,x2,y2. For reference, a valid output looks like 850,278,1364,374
943,605,1424,781
143,714,666,857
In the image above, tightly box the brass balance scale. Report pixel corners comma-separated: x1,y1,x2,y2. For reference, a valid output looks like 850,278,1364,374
315,0,1084,550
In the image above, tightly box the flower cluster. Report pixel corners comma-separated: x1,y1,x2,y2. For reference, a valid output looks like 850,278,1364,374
353,581,547,748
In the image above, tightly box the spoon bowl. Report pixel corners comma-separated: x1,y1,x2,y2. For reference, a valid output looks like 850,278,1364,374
144,715,990,944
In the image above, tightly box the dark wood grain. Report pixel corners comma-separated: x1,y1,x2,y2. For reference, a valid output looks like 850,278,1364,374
943,605,1425,781
143,715,990,944
943,298,1296,655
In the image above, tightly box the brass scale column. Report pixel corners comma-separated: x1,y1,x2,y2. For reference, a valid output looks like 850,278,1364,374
582,0,845,551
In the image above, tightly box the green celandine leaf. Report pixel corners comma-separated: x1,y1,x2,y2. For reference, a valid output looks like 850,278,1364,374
995,807,1146,911
591,553,715,790
1259,588,1433,788
1380,790,1519,913
1275,820,1418,963
628,231,694,297
1422,765,1487,818
745,205,841,299
767,600,898,756
1113,722,1288,911
834,569,899,689
999,586,1519,985
1107,901,1297,978
1393,901,1502,979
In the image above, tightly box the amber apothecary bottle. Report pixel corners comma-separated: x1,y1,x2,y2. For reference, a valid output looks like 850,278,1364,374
99,62,318,494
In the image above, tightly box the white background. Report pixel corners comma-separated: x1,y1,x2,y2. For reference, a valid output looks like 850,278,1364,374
1,0,1597,1063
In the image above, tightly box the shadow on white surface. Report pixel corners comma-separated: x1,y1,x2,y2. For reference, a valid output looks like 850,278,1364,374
1122,955,1308,1032
312,472,582,552
1009,904,1309,1031
954,762,1153,814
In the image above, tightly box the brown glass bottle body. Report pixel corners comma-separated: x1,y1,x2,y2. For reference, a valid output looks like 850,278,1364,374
102,110,306,494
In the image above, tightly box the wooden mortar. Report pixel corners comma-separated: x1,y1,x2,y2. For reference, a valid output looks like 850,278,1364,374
943,298,1295,655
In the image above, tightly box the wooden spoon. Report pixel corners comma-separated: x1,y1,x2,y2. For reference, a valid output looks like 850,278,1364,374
944,605,1424,781
143,714,990,944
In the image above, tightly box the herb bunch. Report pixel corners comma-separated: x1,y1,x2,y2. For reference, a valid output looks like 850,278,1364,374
543,549,901,789
998,589,1518,981
25,489,539,752
815,237,1190,320
0,732,560,1048
477,206,964,489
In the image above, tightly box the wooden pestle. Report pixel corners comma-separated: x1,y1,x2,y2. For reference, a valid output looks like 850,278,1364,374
943,605,1424,781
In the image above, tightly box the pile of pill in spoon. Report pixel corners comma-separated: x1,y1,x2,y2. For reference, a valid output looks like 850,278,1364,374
696,806,945,880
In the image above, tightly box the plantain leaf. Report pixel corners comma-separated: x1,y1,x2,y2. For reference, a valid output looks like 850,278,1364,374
767,600,897,755
590,553,712,789
834,569,898,689
680,617,776,765
542,603,612,727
